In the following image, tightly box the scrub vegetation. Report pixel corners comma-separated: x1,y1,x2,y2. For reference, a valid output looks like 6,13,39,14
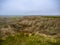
0,16,60,45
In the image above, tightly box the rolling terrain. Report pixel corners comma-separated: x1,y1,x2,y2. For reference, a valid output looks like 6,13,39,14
0,16,60,45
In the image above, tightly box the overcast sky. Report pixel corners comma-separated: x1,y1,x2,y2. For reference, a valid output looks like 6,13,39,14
0,0,60,15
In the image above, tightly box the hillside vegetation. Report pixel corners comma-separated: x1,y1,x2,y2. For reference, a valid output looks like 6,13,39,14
0,16,60,45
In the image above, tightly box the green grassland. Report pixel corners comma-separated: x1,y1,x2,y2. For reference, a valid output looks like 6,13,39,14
0,16,60,45
0,33,60,45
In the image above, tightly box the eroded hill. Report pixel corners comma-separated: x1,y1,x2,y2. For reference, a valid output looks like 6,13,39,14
0,16,60,38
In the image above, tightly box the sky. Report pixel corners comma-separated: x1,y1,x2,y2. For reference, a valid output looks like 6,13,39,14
0,0,60,15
